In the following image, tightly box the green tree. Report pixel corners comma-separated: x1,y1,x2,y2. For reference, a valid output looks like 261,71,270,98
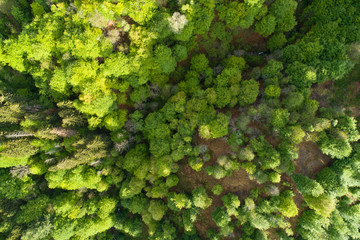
154,45,177,74
304,194,336,218
192,186,212,209
148,200,168,221
238,79,259,106
293,174,324,197
255,14,276,37
212,207,231,228
269,0,297,32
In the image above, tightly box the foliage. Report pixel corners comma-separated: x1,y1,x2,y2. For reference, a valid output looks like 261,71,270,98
0,0,359,239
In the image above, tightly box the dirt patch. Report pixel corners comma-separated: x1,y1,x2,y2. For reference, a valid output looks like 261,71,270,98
232,28,267,51
175,135,259,238
311,81,335,108
294,141,332,178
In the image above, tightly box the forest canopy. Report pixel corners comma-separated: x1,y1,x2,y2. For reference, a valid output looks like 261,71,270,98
1,0,360,239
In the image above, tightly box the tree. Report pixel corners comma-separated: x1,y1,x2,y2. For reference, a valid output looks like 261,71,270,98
0,169,33,199
168,12,188,34
271,108,289,129
191,54,209,73
292,174,324,197
167,192,192,211
263,59,284,79
192,186,212,209
182,208,199,233
222,193,240,216
154,45,177,74
122,144,149,173
238,79,259,106
304,194,336,218
318,133,352,159
269,0,297,32
285,61,317,88
124,0,158,25
22,216,53,240
282,92,304,110
212,207,231,228
199,113,230,139
264,85,281,98
16,195,49,224
148,200,168,221
212,184,223,196
255,14,276,37
297,210,330,239
273,190,298,218
0,138,38,168
267,33,287,52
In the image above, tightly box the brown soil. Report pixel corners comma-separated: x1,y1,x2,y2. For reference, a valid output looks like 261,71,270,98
294,141,332,178
175,135,259,239
232,28,267,51
311,81,335,108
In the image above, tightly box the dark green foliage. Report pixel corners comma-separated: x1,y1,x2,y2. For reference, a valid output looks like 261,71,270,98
238,79,260,106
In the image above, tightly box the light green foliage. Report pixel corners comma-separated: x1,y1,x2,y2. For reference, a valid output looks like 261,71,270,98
268,172,281,183
46,165,107,191
212,207,231,227
250,136,281,170
304,193,336,218
274,190,298,218
199,113,230,139
76,216,114,239
212,184,223,195
154,45,177,74
222,193,240,216
192,186,212,209
271,108,289,129
188,156,203,172
293,174,324,197
125,0,158,25
264,85,281,98
239,79,260,106
168,192,192,211
0,138,38,168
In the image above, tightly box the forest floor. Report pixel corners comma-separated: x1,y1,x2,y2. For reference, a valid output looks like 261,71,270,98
176,134,259,239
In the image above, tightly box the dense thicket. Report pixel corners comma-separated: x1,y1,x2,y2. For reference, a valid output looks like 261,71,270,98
0,0,360,239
